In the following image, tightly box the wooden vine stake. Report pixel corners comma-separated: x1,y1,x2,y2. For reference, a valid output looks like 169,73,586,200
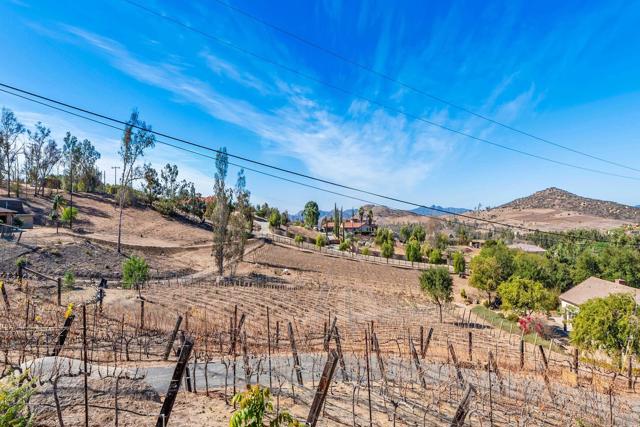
450,385,475,427
306,349,338,427
156,336,194,427
52,313,75,357
163,315,183,361
288,321,303,386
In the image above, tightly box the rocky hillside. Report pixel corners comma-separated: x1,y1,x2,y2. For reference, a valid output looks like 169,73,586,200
499,187,640,222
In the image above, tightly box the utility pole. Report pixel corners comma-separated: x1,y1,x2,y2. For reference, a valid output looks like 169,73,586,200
111,166,120,186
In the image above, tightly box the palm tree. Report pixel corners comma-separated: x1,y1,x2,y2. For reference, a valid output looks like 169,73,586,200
367,208,374,226
358,206,364,224
50,194,66,234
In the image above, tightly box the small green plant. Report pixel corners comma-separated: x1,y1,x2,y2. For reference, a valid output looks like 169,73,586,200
294,234,304,245
0,370,35,426
230,385,299,427
12,217,23,228
315,234,326,248
460,288,467,299
338,240,349,251
61,206,78,225
361,247,370,256
122,256,149,290
15,257,26,268
63,271,75,291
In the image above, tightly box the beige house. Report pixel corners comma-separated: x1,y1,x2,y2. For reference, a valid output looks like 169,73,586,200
559,277,639,322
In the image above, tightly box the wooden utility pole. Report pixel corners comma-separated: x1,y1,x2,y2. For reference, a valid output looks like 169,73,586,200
111,166,120,186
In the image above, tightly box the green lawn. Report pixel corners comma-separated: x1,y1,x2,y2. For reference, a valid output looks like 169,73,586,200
470,305,565,354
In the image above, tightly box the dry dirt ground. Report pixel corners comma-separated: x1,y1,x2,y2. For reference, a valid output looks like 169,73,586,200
20,190,212,248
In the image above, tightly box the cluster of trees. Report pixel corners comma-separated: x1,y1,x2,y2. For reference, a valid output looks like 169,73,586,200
0,107,103,198
469,241,558,314
140,162,207,221
303,201,319,229
260,204,289,229
374,228,395,261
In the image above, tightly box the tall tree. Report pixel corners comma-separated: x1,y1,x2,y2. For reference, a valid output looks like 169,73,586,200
210,149,251,276
333,203,340,239
358,206,364,224
116,110,155,253
24,122,61,197
0,107,25,196
303,201,320,229
160,163,179,199
141,163,161,204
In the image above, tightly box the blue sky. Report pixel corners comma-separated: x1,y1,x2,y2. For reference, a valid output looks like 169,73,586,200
1,0,639,211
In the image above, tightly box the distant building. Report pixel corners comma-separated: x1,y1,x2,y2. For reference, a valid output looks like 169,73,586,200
469,239,486,249
0,198,34,228
508,243,546,254
320,218,376,235
559,277,639,321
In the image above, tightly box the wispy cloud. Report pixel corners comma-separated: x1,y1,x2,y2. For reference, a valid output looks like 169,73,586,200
55,25,467,194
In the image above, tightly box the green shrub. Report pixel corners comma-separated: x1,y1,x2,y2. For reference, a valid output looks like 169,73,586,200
15,257,26,268
152,199,175,216
460,288,467,299
294,234,304,244
315,234,326,248
338,240,349,251
429,249,442,264
268,211,281,228
63,271,75,290
361,247,370,256
505,312,519,322
122,256,149,289
453,251,466,274
12,217,23,228
0,370,34,426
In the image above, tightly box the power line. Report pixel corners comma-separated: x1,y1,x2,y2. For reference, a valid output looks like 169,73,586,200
0,83,635,247
202,0,640,175
120,0,640,182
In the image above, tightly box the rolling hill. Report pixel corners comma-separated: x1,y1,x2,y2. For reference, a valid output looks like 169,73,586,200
467,187,640,232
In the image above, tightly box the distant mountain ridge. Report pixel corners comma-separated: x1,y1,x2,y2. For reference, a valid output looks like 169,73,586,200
499,187,640,222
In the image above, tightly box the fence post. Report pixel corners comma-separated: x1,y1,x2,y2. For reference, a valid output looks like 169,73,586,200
519,339,524,370
468,331,473,362
57,277,62,306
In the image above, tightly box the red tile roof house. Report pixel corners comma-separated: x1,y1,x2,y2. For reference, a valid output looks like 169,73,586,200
559,277,640,328
321,219,376,235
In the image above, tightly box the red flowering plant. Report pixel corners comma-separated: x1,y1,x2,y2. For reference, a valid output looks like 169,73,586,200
518,315,544,336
